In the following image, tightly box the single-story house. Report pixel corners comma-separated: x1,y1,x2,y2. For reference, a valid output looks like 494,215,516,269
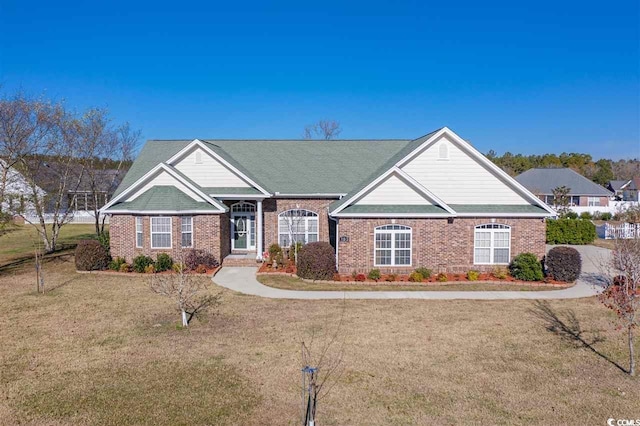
608,178,639,202
515,168,613,212
102,127,555,273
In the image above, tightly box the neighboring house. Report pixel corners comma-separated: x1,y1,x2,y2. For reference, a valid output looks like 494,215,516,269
102,127,555,273
515,168,613,214
608,178,639,202
0,159,44,217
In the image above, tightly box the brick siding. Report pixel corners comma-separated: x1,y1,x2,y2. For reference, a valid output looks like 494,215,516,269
262,198,334,249
336,217,546,274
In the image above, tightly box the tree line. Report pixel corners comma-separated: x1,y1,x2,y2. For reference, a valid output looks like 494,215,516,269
485,150,639,184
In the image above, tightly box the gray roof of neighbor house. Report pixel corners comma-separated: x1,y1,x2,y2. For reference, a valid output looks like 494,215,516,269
514,168,612,197
608,180,630,192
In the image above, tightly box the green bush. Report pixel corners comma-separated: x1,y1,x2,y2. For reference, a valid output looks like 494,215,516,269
75,240,110,271
600,212,613,221
467,270,480,281
545,246,581,282
109,256,126,271
414,267,432,279
546,218,596,244
154,253,173,272
565,211,578,219
97,231,110,252
296,242,336,280
268,243,283,261
579,212,592,220
367,269,381,281
132,255,154,273
509,253,543,281
288,241,303,262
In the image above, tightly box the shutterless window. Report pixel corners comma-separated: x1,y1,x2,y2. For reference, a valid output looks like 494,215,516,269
474,224,511,265
150,217,172,248
588,197,600,207
135,217,143,248
181,216,193,247
374,225,412,266
278,209,318,247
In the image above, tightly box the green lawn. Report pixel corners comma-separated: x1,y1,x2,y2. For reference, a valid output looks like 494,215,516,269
0,258,638,425
0,223,100,268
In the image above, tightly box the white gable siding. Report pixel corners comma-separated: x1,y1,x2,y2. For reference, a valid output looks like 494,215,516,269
126,170,202,202
173,147,250,188
355,174,433,205
401,136,529,205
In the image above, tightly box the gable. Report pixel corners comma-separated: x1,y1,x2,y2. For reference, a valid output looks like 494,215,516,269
355,173,433,205
400,135,531,205
126,168,204,203
172,146,251,188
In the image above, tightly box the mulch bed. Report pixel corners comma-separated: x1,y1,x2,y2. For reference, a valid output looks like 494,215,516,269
76,265,221,276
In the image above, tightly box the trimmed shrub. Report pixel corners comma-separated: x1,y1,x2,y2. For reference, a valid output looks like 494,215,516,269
119,263,131,273
565,211,578,219
296,242,336,281
579,211,592,220
414,267,432,279
436,273,448,282
467,270,480,281
109,256,126,271
600,212,613,221
154,253,173,272
492,266,509,280
509,253,543,281
184,249,219,271
132,255,154,273
355,273,366,282
546,218,596,244
75,239,110,271
408,271,424,282
367,269,381,281
545,246,581,282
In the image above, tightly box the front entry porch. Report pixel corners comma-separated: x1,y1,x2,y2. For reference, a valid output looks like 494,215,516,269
222,251,259,267
226,200,264,261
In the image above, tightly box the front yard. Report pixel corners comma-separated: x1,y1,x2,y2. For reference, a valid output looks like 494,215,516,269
1,257,638,425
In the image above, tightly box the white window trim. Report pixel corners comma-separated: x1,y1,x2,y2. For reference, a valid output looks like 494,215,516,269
278,209,319,246
474,224,511,265
181,216,193,248
150,216,172,249
135,217,143,248
587,197,600,207
374,225,412,267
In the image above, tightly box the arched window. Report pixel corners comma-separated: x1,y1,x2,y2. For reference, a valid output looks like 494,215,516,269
278,209,318,247
231,202,256,212
374,224,412,266
474,224,511,264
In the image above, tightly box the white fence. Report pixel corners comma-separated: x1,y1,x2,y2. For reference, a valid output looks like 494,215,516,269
21,211,109,225
568,201,639,216
597,223,640,239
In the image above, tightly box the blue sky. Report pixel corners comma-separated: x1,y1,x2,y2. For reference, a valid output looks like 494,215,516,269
1,0,638,159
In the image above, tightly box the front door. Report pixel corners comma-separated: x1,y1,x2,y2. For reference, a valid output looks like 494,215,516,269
231,214,255,250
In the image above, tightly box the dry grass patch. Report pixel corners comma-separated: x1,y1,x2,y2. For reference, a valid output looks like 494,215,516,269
0,257,638,425
257,274,568,292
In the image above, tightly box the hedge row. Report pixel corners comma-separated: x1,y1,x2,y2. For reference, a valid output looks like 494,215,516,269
546,218,596,245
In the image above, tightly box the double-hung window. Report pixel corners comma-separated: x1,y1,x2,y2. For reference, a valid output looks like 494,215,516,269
587,197,600,207
374,225,412,266
474,224,511,264
181,216,193,248
150,217,172,248
135,217,143,248
278,209,319,247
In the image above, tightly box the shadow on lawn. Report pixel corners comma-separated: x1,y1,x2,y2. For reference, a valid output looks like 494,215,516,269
0,248,75,276
529,300,627,374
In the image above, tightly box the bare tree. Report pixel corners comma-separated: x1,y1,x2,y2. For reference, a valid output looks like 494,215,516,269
552,185,571,217
76,110,138,236
303,120,342,140
150,255,222,327
598,237,639,376
299,303,346,425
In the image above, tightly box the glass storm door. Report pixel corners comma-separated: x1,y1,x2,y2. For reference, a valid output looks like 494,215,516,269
231,214,255,250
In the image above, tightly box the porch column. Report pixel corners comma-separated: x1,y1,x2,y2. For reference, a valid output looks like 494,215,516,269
256,199,263,260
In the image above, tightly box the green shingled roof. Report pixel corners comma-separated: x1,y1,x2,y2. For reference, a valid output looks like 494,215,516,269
448,204,549,214
340,204,450,215
109,186,219,212
202,187,263,195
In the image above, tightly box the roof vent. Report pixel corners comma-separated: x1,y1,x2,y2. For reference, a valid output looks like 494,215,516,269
438,143,449,160
195,150,203,164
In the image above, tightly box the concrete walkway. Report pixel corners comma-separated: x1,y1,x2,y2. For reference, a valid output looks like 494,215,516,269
212,245,611,300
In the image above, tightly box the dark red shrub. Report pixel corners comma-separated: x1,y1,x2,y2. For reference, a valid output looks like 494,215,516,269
296,242,336,281
545,246,582,282
184,249,219,271
355,273,366,282
75,239,110,271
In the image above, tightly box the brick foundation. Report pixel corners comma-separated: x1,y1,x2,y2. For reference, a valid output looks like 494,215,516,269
336,217,546,274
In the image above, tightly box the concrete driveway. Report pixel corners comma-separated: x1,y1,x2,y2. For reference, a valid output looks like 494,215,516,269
212,245,611,300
